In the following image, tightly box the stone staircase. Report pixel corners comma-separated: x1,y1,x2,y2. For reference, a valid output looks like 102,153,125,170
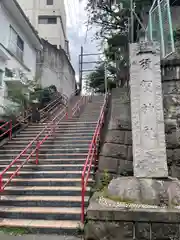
0,95,104,235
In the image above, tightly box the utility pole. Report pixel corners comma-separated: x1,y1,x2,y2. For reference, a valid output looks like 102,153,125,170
104,61,108,93
130,0,134,43
79,46,83,93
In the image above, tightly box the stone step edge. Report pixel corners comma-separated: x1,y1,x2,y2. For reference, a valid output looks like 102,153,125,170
0,218,82,229
0,206,82,214
2,178,93,182
1,195,89,202
5,186,91,191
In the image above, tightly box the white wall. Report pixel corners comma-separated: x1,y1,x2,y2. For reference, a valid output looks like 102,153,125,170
0,4,37,79
17,0,67,50
38,41,76,98
0,57,6,99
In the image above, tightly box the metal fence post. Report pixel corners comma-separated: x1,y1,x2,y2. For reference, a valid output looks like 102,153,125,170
36,138,39,165
9,121,12,140
0,175,2,192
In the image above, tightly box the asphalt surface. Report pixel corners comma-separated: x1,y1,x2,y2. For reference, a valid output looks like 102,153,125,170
0,234,82,240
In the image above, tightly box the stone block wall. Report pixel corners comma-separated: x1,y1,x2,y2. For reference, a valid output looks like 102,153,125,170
97,64,180,180
162,59,180,178
97,88,133,182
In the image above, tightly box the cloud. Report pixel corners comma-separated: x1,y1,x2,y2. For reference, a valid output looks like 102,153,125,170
65,0,101,81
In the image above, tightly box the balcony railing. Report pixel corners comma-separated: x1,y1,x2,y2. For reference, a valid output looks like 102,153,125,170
8,41,23,62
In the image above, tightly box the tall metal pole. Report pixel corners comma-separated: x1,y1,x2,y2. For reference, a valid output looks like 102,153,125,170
104,62,108,93
130,0,134,43
79,46,83,93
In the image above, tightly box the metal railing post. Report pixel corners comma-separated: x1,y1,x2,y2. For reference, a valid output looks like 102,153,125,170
81,175,85,223
36,138,39,165
66,106,68,119
9,121,12,140
0,174,2,192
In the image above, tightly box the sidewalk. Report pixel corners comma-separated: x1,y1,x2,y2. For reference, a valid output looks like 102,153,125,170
0,234,81,240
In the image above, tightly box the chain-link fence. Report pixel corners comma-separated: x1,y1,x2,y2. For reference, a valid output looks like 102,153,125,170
146,0,175,58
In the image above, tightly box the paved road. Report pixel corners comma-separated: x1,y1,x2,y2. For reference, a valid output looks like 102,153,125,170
0,234,82,240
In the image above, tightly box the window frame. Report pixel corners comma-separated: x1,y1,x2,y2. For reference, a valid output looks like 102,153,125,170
9,26,24,62
47,0,53,5
38,16,57,24
0,69,4,87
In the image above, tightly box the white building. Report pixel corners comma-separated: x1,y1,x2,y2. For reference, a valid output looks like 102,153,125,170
36,39,76,98
0,0,42,110
17,0,69,55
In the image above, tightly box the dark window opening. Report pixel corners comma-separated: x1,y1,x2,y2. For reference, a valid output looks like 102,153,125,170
38,16,57,24
47,0,53,5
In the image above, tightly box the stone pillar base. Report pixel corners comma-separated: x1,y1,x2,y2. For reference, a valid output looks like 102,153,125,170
85,177,180,240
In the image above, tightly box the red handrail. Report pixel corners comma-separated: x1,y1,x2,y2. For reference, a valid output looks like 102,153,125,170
0,121,12,140
81,93,108,223
0,94,86,192
0,93,67,143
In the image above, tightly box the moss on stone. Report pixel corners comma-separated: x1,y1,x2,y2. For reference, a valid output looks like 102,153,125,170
101,187,137,204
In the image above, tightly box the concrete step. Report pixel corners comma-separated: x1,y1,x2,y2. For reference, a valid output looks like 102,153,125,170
0,195,89,207
0,148,89,154
0,164,89,171
3,143,90,149
2,177,93,187
9,139,91,145
3,170,91,178
15,132,94,138
0,158,86,165
0,206,82,221
0,153,88,159
22,128,95,133
0,218,81,235
27,121,97,128
19,130,95,136
3,186,90,196
11,136,93,141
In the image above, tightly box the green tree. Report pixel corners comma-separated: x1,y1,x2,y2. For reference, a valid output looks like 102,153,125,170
86,63,116,93
86,0,151,87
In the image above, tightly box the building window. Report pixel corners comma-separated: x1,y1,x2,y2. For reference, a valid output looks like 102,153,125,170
5,68,13,78
9,26,24,62
47,0,53,5
0,70,3,86
38,16,57,24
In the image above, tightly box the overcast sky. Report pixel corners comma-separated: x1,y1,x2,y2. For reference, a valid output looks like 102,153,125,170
65,0,101,81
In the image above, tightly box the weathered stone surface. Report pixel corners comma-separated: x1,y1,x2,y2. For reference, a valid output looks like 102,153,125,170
164,119,177,133
105,130,125,144
101,143,127,159
85,221,133,240
127,146,133,161
167,149,173,166
106,177,180,206
85,220,180,240
124,131,132,145
87,197,180,222
166,131,180,148
130,42,168,178
173,149,180,162
108,177,141,202
170,165,180,179
108,88,131,131
118,160,133,176
98,156,118,173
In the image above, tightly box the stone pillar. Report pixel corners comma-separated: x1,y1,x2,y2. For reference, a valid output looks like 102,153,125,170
130,42,168,178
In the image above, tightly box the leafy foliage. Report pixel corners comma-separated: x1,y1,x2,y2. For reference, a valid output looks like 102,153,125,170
86,63,116,93
85,0,152,90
